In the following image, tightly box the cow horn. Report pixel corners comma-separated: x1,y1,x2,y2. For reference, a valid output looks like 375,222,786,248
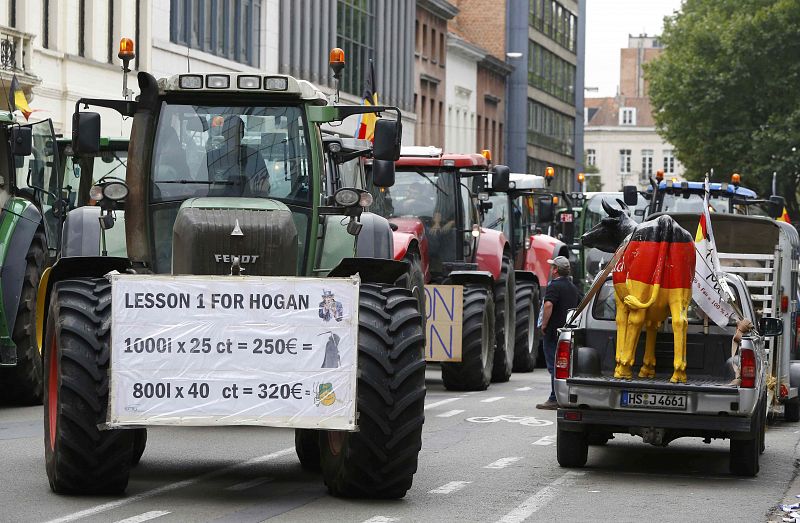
616,198,631,216
601,198,622,218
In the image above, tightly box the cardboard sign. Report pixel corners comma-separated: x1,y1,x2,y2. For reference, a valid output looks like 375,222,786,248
424,285,463,362
107,274,359,430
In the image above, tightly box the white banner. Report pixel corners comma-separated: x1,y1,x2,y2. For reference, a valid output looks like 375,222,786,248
108,274,360,430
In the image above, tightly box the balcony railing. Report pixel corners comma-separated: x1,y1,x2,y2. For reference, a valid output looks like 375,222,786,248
0,25,35,73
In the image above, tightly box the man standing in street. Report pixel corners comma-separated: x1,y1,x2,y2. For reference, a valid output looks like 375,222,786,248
536,256,581,410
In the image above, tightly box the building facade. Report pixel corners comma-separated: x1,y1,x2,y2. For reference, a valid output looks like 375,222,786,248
444,32,481,153
506,0,585,191
584,35,684,191
1,0,148,135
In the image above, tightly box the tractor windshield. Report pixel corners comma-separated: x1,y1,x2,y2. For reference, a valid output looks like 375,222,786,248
151,104,311,204
483,194,512,239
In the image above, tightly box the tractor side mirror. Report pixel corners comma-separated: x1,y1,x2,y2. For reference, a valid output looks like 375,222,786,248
491,165,510,191
759,317,783,337
72,112,101,155
623,185,638,206
537,196,554,224
9,126,32,156
373,118,401,161
768,195,786,219
371,159,395,188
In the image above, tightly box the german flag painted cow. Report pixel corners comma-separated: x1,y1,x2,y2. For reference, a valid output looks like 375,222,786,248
582,200,695,383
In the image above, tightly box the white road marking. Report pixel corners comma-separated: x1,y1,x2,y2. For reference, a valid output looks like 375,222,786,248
515,387,532,391
225,477,273,491
481,396,505,403
362,517,399,523
42,447,295,523
429,481,472,494
113,511,170,523
531,435,556,446
495,471,584,523
436,409,465,418
424,397,461,410
484,457,523,469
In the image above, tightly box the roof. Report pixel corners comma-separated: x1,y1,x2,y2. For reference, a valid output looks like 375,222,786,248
649,181,758,198
585,96,656,127
157,73,328,105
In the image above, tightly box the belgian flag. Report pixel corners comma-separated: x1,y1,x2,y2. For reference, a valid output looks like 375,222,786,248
355,60,378,142
7,74,32,120
777,207,791,224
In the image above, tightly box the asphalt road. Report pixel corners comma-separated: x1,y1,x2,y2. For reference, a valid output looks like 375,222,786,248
2,368,799,523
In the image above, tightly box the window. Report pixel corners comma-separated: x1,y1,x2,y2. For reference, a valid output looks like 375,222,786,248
422,23,428,57
42,1,50,49
107,1,115,63
663,149,675,174
620,107,636,125
641,149,653,181
527,99,575,156
439,32,445,64
415,20,420,52
528,40,576,105
8,0,16,27
170,0,262,66
619,149,631,174
337,0,375,96
586,149,596,166
529,0,576,53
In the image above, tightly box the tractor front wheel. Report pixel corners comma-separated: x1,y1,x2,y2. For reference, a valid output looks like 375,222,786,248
320,284,425,498
441,284,495,391
0,230,46,405
491,254,515,382
44,278,134,494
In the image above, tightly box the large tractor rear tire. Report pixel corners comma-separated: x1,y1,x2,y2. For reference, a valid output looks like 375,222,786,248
321,284,425,499
441,284,495,391
295,429,322,471
44,278,134,494
0,230,46,405
491,254,516,383
396,250,426,330
512,281,539,372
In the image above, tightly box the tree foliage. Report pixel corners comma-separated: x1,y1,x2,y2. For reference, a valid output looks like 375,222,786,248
647,0,800,218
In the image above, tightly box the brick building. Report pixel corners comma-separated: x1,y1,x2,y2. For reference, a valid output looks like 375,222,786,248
415,0,458,148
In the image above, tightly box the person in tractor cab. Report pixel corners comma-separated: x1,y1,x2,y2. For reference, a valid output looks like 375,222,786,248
537,256,582,410
207,115,270,195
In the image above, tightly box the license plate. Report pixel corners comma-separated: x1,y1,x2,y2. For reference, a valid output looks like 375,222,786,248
620,390,687,410
560,213,574,223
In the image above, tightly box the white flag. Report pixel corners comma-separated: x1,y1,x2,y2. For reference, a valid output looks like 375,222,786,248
692,178,736,327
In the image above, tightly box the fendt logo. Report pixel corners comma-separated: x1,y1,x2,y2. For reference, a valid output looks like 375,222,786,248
214,254,260,264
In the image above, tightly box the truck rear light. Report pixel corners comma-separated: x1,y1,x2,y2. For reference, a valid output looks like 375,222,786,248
782,295,789,312
740,348,756,388
564,411,581,421
555,339,571,379
781,383,789,399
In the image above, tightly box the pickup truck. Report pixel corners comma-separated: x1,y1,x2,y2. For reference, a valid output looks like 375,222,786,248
554,273,782,476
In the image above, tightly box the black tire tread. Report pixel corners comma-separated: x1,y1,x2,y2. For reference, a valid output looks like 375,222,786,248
45,277,133,494
0,230,46,404
557,428,588,468
441,284,495,391
512,281,539,373
491,254,515,382
321,283,425,499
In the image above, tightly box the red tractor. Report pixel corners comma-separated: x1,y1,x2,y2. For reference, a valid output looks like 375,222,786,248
368,147,516,390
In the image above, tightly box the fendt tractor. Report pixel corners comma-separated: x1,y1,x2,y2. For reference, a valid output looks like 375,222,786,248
0,112,61,404
367,147,516,390
39,46,426,499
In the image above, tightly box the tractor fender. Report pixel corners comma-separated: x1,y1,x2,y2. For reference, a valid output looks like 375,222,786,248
514,270,540,288
390,217,431,282
0,199,45,347
446,270,494,289
790,361,800,393
475,227,507,279
355,212,394,260
328,257,409,285
392,231,416,261
525,234,568,289
36,256,132,353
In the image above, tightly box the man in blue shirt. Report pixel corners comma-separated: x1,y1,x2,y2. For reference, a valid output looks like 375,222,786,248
537,256,581,410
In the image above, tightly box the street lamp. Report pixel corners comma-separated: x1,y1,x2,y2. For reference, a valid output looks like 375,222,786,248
506,52,523,59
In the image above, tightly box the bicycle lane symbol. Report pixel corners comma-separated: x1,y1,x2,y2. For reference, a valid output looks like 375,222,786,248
465,415,553,427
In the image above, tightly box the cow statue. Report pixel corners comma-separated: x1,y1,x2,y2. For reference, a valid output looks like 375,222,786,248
582,199,695,383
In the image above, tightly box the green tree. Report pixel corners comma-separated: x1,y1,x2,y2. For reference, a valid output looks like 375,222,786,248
647,0,800,219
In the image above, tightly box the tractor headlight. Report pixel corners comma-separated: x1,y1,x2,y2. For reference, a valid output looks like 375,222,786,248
334,188,360,207
89,185,104,202
179,74,203,89
264,76,288,91
238,75,261,89
206,75,230,89
103,181,129,201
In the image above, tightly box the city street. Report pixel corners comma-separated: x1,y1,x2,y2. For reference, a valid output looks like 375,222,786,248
2,368,799,523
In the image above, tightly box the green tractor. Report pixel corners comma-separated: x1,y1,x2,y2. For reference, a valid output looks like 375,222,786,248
39,63,425,498
0,113,61,404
